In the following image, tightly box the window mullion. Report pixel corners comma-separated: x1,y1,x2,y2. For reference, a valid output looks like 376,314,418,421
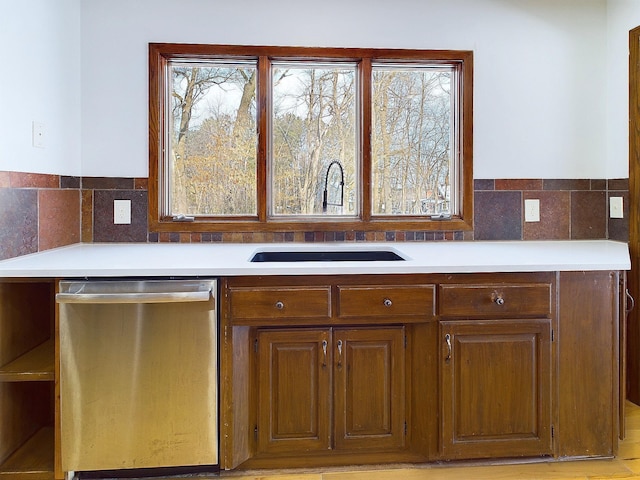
360,57,372,222
257,55,270,222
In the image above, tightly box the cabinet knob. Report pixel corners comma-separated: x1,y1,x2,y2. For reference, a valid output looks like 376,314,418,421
275,301,284,309
383,298,393,307
494,296,505,306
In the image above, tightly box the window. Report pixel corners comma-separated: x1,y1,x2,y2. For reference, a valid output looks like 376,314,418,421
271,62,357,217
371,63,457,216
168,60,257,216
149,44,473,232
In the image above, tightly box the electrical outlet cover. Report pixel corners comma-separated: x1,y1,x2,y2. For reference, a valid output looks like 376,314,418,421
114,199,131,224
610,196,624,219
524,199,540,222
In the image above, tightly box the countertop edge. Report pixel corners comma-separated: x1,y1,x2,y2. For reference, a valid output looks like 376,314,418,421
0,240,630,278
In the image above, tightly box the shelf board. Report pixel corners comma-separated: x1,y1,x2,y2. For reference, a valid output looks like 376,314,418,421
0,426,54,479
0,340,54,382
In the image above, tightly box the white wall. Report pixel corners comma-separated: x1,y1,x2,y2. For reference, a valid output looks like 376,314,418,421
79,0,610,179
607,0,640,179
1,1,617,179
0,0,82,176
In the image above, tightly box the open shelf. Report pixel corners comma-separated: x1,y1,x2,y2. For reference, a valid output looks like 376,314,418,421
0,427,54,479
0,340,54,382
0,281,56,479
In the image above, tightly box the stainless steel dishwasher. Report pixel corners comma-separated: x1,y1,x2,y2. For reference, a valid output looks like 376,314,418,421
56,278,218,475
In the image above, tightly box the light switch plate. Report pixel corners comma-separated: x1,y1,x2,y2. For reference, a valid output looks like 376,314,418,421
524,199,540,222
610,196,624,219
32,121,45,148
114,200,131,224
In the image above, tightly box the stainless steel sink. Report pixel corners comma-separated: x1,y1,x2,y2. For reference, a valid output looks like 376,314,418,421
250,250,405,262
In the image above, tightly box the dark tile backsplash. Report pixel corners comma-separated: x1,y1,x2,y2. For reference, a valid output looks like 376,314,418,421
474,190,522,240
37,189,80,251
0,188,39,259
81,177,135,190
523,190,570,240
0,172,80,260
93,189,148,243
571,190,607,239
0,171,631,261
473,178,628,242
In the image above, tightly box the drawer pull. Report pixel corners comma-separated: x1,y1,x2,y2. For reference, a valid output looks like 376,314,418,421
494,296,505,306
383,298,393,307
275,301,284,309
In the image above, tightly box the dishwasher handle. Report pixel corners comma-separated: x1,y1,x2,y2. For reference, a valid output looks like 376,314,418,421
56,290,211,304
56,280,215,304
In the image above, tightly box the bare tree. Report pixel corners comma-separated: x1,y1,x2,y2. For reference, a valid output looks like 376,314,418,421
272,67,355,215
171,65,257,215
372,68,451,215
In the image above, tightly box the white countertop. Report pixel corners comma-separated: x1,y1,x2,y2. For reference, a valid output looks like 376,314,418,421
0,240,630,278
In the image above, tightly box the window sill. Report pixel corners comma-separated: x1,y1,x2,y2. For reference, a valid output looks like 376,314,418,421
149,217,474,233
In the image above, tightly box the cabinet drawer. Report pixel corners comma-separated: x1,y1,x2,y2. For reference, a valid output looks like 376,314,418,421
229,286,331,319
439,283,552,317
338,285,435,318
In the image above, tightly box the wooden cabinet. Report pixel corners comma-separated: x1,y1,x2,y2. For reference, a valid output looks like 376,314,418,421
439,319,552,459
256,328,331,455
0,280,57,480
438,283,552,317
255,327,405,455
230,286,332,321
333,328,405,451
217,270,624,471
337,285,435,319
557,271,622,457
438,276,554,460
221,275,435,469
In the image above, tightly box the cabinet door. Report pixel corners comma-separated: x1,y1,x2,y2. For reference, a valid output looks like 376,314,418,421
440,320,552,459
334,327,405,451
256,329,331,454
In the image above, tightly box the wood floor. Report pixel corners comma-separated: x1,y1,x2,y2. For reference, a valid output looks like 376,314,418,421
215,401,640,480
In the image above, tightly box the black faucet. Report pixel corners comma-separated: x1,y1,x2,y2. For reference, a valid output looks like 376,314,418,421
322,161,344,213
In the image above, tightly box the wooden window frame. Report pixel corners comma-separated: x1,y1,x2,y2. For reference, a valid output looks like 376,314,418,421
149,43,473,233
